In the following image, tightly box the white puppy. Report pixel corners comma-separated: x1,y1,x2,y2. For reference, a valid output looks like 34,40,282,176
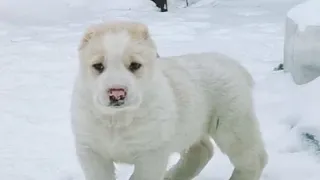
71,21,268,180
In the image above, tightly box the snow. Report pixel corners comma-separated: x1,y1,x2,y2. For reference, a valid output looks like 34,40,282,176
283,0,320,85
0,0,157,24
186,0,219,7
287,0,320,31
1,0,320,180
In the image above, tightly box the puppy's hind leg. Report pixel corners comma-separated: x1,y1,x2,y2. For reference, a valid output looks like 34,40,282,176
211,113,268,180
165,136,213,180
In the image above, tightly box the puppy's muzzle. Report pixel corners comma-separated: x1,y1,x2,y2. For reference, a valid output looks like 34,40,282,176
107,87,127,107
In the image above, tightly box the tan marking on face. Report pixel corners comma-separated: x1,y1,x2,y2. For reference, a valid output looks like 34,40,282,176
78,20,158,83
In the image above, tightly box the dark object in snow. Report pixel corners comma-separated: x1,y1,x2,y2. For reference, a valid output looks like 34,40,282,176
274,63,284,71
151,0,168,12
302,132,320,154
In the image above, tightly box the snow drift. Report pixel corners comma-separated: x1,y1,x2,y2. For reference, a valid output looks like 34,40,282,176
287,0,320,31
291,77,320,155
284,0,320,85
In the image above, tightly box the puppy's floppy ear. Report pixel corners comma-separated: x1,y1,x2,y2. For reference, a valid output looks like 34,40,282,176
78,27,95,50
130,23,151,40
138,23,150,40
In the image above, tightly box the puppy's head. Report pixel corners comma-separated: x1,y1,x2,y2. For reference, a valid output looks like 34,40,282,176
78,21,158,114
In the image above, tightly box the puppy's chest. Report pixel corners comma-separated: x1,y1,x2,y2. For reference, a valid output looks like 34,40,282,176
91,121,169,163
97,129,138,162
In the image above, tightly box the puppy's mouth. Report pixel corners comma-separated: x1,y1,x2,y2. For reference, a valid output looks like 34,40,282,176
93,93,142,114
109,100,125,107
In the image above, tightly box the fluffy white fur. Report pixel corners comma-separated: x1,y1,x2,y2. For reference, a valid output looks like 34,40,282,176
71,21,268,180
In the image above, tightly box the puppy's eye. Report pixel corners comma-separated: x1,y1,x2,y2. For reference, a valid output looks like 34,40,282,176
128,62,142,72
92,63,104,73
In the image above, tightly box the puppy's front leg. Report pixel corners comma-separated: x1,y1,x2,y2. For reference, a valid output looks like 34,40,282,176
130,150,169,180
76,145,115,180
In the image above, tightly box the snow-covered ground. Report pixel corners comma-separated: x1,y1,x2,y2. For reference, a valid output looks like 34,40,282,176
1,0,320,179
